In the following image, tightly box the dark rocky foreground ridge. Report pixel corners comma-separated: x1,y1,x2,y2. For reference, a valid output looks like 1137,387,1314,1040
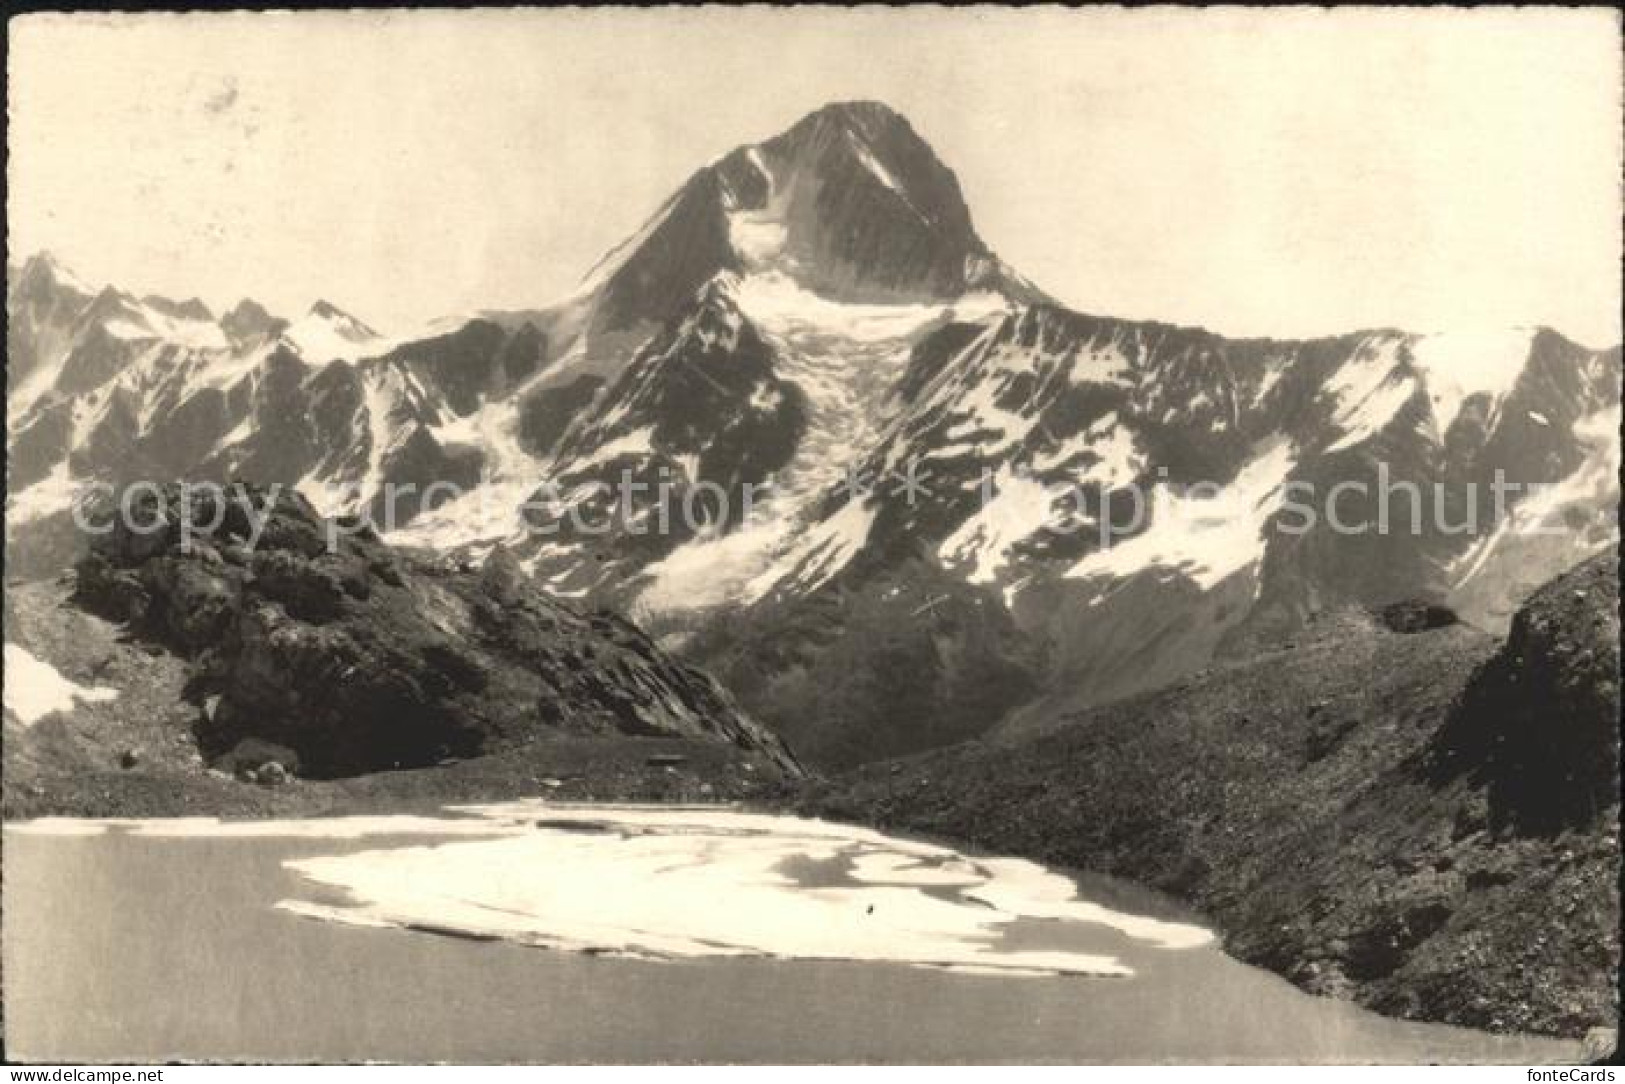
4,483,798,816
804,553,1621,1039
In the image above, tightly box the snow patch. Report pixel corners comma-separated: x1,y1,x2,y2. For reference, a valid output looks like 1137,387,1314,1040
3,644,119,726
747,497,876,598
1067,438,1298,591
639,512,792,611
102,298,229,352
564,427,657,474
1325,336,1415,453
1451,403,1622,587
5,461,82,524
938,466,1059,585
281,308,385,365
1031,413,1144,485
387,480,537,552
1407,328,1534,435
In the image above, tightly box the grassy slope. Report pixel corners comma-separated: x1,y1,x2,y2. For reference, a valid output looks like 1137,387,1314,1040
803,562,1620,1038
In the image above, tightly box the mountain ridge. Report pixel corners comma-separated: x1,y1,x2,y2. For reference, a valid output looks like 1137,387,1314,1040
7,102,1620,768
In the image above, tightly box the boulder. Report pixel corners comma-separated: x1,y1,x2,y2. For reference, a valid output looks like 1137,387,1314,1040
213,737,302,779
1581,1027,1617,1063
1378,600,1460,635
255,761,289,787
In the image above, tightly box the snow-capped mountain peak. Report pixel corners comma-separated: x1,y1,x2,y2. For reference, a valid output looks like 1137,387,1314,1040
6,108,1620,769
280,301,385,363
567,101,1041,347
307,299,378,336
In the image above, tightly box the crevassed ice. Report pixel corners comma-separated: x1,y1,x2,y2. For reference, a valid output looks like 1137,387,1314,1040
640,276,1011,611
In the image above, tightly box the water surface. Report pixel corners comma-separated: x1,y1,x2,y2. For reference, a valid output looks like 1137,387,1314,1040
2,804,1582,1063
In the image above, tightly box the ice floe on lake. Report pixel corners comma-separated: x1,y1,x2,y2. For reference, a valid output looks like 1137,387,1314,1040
5,801,1213,976
270,801,1213,976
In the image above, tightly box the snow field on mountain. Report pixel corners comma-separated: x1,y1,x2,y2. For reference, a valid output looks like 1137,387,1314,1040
1408,327,1536,434
1324,335,1416,453
733,271,1008,343
281,308,386,366
745,496,879,600
6,462,82,524
938,466,1062,585
1450,402,1623,589
1065,438,1298,591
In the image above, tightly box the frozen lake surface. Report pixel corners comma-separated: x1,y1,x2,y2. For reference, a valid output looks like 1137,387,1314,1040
2,804,1584,1062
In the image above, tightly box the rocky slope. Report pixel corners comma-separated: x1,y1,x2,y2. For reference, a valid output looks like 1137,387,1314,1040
683,557,1045,769
804,554,1620,1038
4,483,797,814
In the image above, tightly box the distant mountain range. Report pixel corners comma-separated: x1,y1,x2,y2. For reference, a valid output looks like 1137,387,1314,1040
8,100,1620,767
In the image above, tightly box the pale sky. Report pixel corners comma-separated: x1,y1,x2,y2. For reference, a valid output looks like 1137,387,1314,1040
8,7,1622,346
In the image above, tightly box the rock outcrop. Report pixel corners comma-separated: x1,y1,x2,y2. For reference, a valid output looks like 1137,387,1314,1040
1428,553,1620,832
72,483,798,779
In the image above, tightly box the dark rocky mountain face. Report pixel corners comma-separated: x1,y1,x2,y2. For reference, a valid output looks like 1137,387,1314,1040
589,172,745,338
585,101,1033,340
524,279,810,595
8,102,1620,770
8,253,96,398
220,298,288,348
69,483,797,779
1426,553,1619,833
685,557,1045,770
714,101,1011,302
